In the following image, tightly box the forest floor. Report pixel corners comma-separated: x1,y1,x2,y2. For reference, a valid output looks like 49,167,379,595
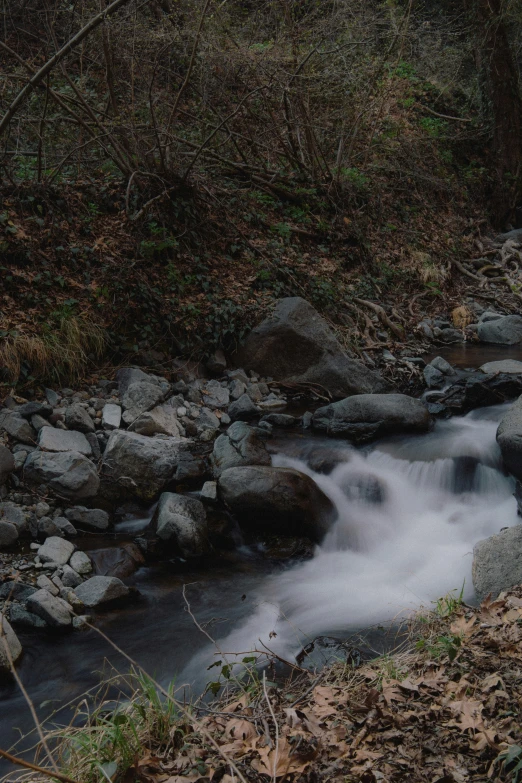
7,587,522,783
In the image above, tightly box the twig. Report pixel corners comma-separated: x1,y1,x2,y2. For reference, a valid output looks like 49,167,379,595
0,749,80,783
262,671,279,783
416,103,473,123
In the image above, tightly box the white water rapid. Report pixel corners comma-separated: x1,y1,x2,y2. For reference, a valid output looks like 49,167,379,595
187,403,519,678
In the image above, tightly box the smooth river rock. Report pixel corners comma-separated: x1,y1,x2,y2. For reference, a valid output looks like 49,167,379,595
65,506,110,531
152,492,209,556
497,396,522,478
218,465,335,542
480,360,522,375
74,575,129,607
312,393,432,443
24,450,100,500
478,315,522,345
235,297,389,399
472,525,522,600
37,536,75,565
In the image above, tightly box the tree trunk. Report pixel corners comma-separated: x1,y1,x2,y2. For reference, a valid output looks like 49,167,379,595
468,0,522,228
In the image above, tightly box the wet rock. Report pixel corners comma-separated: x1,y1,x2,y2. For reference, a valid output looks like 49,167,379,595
236,297,388,399
38,427,92,456
423,365,444,389
9,604,46,629
218,465,335,542
260,414,296,427
64,506,110,532
0,521,18,547
121,382,165,424
24,451,100,500
37,536,75,565
497,397,522,478
152,493,209,556
443,374,522,415
0,618,22,672
65,404,95,433
478,315,522,345
473,525,522,600
101,430,189,501
27,589,73,627
228,393,259,422
0,412,36,445
74,575,129,607
480,360,522,375
102,403,122,430
90,543,144,579
211,421,270,478
70,550,92,575
0,446,15,484
312,394,431,443
129,404,184,437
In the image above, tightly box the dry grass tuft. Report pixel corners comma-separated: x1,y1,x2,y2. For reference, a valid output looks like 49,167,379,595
0,317,107,385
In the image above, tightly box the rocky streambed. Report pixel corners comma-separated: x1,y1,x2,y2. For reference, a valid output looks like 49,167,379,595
3,296,522,764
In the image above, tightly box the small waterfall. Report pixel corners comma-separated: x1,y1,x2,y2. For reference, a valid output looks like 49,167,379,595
189,404,519,672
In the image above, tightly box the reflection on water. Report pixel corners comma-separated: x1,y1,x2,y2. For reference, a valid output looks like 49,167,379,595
424,343,522,368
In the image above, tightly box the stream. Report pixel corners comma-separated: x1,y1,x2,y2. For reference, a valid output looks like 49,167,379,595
0,395,520,766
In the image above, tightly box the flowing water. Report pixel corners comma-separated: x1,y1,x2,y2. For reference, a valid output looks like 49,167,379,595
0,403,520,765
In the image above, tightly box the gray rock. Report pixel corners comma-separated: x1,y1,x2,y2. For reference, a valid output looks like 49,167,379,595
0,617,22,672
497,397,522,478
102,403,122,430
202,380,230,409
229,379,246,400
218,465,335,542
24,451,100,500
436,328,464,343
211,421,270,478
423,365,445,389
152,493,209,556
35,501,51,518
0,412,36,445
74,575,129,607
17,402,52,419
0,521,18,547
38,517,63,538
235,297,389,399
0,502,27,532
86,432,101,461
430,356,456,376
27,589,73,627
36,574,59,595
52,517,77,537
481,360,522,375
61,564,83,588
116,367,160,395
9,604,46,629
195,407,220,436
121,382,164,424
101,430,189,501
478,315,522,345
37,536,75,565
312,394,432,443
65,506,110,532
70,550,92,575
45,389,61,407
0,582,37,601
260,414,296,427
472,525,522,600
38,427,92,456
128,404,184,438
228,393,259,422
65,404,95,433
479,310,503,323
0,445,14,484
201,481,217,501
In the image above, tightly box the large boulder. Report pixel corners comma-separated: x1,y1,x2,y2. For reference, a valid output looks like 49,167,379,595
478,315,522,345
0,446,15,484
472,526,522,600
101,430,189,501
0,617,22,672
74,575,129,607
497,397,522,478
235,297,388,399
211,422,270,478
27,589,73,627
38,427,92,456
480,360,522,375
312,393,432,443
152,493,209,556
218,465,335,541
24,451,100,500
